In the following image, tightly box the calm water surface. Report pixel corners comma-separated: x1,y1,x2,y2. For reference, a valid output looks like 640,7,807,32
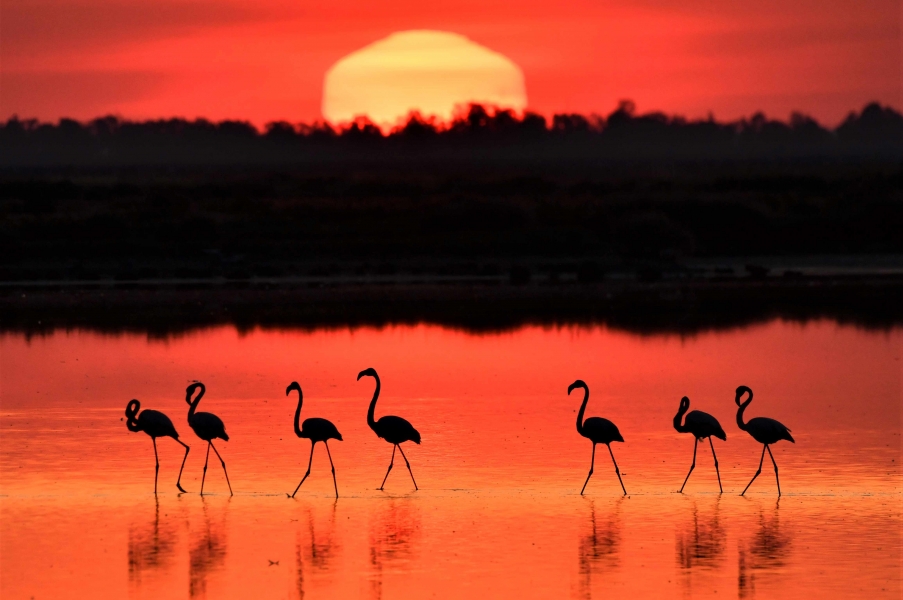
1,321,900,599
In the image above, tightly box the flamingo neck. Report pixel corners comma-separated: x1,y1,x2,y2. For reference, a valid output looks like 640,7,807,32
188,386,204,420
736,398,751,431
673,403,690,433
292,388,304,438
366,375,381,431
576,387,589,435
125,400,142,432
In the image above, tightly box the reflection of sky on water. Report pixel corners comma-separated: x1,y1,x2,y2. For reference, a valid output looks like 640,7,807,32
0,322,899,599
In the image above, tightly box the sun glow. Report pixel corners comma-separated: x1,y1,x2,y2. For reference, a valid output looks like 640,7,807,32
322,30,528,127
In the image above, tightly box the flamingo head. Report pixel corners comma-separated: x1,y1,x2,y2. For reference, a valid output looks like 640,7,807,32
125,399,141,418
357,367,377,381
567,379,587,395
286,381,301,396
678,396,690,413
186,381,205,405
735,385,752,406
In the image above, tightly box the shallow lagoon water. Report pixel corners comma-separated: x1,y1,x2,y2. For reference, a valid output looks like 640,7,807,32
1,321,900,598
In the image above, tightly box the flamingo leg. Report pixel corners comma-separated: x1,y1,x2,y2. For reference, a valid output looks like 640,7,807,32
324,441,339,498
153,438,159,495
200,442,211,495
766,445,781,496
209,442,233,496
175,438,190,493
607,444,627,496
397,444,418,491
379,445,396,490
292,442,316,498
709,437,723,494
741,444,767,496
580,443,596,495
679,438,698,493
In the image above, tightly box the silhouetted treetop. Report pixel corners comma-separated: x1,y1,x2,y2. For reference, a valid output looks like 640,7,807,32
1,102,900,167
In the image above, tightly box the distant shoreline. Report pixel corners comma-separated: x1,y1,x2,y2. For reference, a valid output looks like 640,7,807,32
4,269,901,336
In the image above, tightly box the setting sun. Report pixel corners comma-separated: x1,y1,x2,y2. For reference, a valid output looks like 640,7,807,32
322,30,528,126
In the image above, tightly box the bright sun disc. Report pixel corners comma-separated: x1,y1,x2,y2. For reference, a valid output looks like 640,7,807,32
322,30,528,126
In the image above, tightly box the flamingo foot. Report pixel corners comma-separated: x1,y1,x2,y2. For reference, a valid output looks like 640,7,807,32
176,483,187,493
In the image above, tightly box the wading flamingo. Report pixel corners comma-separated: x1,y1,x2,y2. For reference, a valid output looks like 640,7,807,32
673,396,726,493
186,382,233,496
125,399,189,493
357,368,420,491
735,386,794,496
570,380,627,495
286,381,343,498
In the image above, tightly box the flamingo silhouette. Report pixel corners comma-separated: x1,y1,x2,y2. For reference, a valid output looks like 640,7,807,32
673,396,726,493
735,386,794,496
125,399,189,493
357,368,420,491
569,380,627,495
286,381,343,498
186,382,233,496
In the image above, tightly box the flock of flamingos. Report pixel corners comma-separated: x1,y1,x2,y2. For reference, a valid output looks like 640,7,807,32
125,368,795,498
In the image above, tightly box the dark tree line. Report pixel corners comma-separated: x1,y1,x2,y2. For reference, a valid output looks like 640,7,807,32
1,102,900,168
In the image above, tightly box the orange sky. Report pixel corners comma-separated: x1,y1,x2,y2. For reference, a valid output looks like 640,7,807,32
1,0,900,126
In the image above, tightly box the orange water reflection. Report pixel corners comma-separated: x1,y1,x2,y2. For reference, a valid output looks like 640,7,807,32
1,321,900,598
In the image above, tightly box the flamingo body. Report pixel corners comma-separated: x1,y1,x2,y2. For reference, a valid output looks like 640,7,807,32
580,417,623,445
299,417,343,442
680,410,727,441
189,411,229,442
133,408,181,440
373,415,421,445
744,417,794,445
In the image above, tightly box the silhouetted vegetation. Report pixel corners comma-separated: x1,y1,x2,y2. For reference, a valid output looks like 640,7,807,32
1,102,901,168
2,102,901,334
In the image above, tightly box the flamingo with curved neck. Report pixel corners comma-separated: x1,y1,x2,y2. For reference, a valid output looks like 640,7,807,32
185,382,233,496
570,380,627,496
286,381,342,498
358,368,420,491
125,399,190,493
673,395,726,493
735,386,794,496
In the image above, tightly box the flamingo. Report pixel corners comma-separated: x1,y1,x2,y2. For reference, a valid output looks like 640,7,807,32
673,396,726,493
185,382,233,496
357,368,420,490
735,386,794,496
569,380,627,495
286,381,343,498
125,399,190,493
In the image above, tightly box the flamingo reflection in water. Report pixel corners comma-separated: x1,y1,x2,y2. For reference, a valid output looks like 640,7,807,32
358,368,421,491
128,498,177,587
295,502,340,599
738,500,792,599
125,399,190,493
673,396,726,493
735,386,794,496
186,382,233,496
569,380,627,495
189,498,229,598
286,382,343,498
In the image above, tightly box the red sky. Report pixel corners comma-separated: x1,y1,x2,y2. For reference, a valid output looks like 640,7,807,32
1,0,899,126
